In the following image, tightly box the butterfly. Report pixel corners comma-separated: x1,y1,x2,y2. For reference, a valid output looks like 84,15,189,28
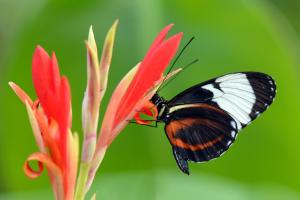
140,72,276,175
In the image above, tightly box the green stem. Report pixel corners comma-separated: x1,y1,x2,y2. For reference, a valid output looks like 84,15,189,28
74,162,90,200
75,130,96,199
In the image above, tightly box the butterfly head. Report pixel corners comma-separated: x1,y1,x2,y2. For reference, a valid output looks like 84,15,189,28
150,93,170,122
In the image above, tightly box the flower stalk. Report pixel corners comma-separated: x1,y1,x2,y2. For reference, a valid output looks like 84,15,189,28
75,20,118,200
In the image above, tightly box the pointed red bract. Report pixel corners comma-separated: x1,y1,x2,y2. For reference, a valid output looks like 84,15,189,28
113,25,183,127
10,46,76,200
31,46,74,199
32,46,72,136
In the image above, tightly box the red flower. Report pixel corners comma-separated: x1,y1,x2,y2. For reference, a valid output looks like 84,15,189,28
87,24,183,192
10,46,78,200
10,23,184,199
113,24,182,128
100,24,182,145
32,47,72,140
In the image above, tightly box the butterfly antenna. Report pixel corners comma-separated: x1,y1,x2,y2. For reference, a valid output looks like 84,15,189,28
157,58,199,92
156,36,195,92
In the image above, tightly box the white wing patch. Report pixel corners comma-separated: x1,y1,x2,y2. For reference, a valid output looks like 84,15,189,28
202,73,255,130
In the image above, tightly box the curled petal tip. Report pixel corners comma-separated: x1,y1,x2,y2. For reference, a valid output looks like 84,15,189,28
24,159,44,179
24,153,64,199
24,153,62,179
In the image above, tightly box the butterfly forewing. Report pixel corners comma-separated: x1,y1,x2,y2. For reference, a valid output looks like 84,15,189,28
164,72,276,174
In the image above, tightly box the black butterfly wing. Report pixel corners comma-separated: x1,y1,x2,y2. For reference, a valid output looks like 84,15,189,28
164,72,276,174
165,105,238,174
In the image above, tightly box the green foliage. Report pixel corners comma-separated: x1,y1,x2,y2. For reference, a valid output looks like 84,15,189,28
1,0,300,198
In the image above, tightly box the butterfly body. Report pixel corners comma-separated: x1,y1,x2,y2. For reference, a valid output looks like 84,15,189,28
149,72,276,175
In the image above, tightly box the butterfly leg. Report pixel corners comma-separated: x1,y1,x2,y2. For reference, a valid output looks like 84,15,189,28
127,120,159,128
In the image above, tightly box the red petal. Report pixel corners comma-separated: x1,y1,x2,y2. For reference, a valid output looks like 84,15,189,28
32,46,52,99
49,52,61,93
143,24,173,62
114,30,182,127
32,46,71,134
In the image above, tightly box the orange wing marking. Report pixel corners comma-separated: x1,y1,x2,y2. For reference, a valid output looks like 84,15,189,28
166,118,224,151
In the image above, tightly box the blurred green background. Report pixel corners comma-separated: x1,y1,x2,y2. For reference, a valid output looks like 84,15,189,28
1,0,300,199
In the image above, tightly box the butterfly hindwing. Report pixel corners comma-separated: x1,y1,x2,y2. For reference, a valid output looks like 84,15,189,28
164,72,276,174
165,104,238,174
